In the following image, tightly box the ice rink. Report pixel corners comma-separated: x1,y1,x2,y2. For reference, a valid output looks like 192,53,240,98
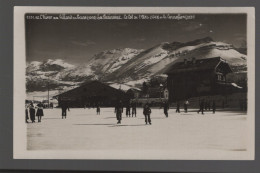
27,107,248,159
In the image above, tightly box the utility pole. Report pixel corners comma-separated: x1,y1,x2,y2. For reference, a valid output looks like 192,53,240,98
47,76,50,108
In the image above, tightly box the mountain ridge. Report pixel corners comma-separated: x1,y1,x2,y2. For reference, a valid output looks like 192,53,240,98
26,37,247,94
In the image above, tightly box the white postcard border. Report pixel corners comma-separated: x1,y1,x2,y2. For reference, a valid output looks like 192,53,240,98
13,7,255,160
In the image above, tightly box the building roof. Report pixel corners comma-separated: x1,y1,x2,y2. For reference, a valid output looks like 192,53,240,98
165,57,232,74
55,80,126,99
126,88,141,92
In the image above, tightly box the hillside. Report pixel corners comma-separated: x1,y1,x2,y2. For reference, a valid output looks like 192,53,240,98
104,37,247,84
26,37,247,97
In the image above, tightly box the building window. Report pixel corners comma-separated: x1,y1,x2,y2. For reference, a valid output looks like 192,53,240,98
217,74,225,81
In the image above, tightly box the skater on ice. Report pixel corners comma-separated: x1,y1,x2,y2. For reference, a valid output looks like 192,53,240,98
50,102,53,109
96,103,100,115
184,100,189,113
205,100,208,110
126,101,131,117
205,100,211,111
25,104,29,123
197,99,205,114
143,103,152,125
176,101,180,113
29,102,36,123
115,100,123,124
131,101,137,117
212,100,216,114
163,101,169,117
61,102,70,119
36,102,44,122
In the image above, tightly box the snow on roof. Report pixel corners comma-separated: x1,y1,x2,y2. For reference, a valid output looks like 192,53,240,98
165,57,232,74
109,83,141,91
231,83,243,89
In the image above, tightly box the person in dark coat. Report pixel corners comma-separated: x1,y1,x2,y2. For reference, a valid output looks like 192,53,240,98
61,102,70,119
25,105,29,123
176,102,180,113
96,103,100,115
36,102,44,122
212,100,216,114
197,99,205,114
205,101,208,111
143,103,152,125
184,100,189,113
131,101,137,117
115,101,123,124
115,101,123,114
29,103,36,123
163,101,169,117
126,102,131,117
184,102,187,113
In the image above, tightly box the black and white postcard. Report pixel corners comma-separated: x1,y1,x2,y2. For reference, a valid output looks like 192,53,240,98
13,7,255,159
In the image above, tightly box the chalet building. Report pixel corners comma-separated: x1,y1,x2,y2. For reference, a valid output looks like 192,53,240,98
126,88,141,99
147,87,162,98
165,57,241,102
127,86,168,107
54,81,129,107
146,87,168,99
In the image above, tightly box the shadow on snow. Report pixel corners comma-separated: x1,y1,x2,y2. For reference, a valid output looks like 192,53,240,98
74,123,115,126
109,124,148,127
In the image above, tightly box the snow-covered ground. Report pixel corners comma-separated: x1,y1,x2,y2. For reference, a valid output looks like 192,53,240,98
27,108,248,159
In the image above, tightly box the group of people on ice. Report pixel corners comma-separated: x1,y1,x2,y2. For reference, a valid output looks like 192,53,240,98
25,102,44,123
122,101,137,117
112,98,217,125
197,99,216,114
59,99,218,125
114,100,151,125
25,98,218,125
174,99,216,115
25,101,70,123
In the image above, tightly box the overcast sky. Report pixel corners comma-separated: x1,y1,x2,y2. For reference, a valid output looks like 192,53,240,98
26,13,246,64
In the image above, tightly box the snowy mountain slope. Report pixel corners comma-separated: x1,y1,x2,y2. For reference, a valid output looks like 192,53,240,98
103,38,246,83
26,59,75,77
27,59,75,73
26,37,247,93
26,61,42,72
86,48,143,76
26,48,142,92
151,42,246,75
26,59,86,92
103,43,170,82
